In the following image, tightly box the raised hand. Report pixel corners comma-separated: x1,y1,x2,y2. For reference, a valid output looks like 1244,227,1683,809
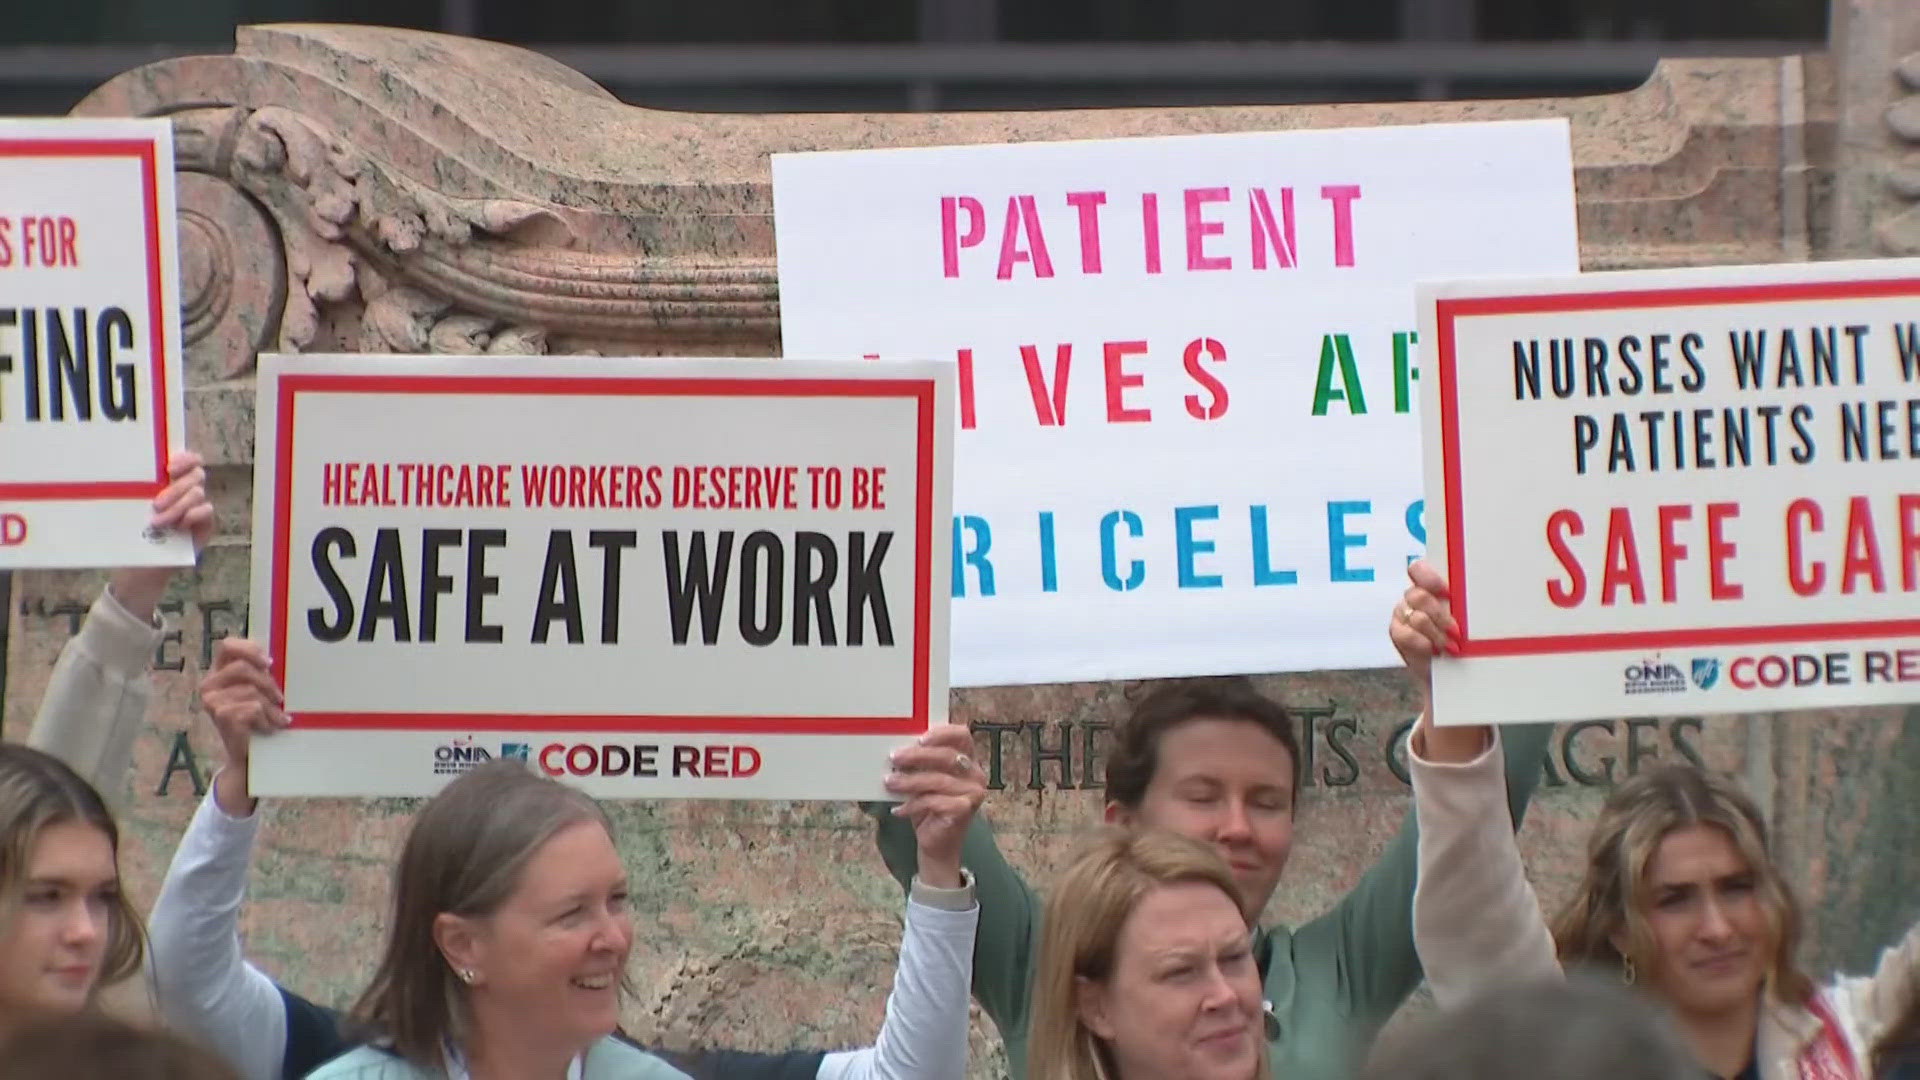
884,724,987,889
110,450,215,620
1388,560,1488,761
198,638,285,814
1388,558,1459,708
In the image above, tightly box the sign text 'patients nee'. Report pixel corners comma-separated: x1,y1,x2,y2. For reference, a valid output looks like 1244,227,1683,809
1419,260,1920,725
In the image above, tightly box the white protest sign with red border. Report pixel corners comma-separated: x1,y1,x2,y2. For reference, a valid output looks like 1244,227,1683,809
1418,259,1920,725
248,354,952,799
0,118,191,569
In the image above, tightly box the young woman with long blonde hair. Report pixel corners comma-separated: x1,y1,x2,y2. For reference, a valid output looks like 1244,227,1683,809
1394,560,1920,1080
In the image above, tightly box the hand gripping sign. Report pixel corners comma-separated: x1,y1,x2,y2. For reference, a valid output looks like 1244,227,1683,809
0,118,191,569
1418,258,1920,725
248,354,953,799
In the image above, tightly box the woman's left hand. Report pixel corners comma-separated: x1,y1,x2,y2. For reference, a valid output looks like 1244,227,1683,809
884,724,987,889
110,450,215,620
1389,558,1459,710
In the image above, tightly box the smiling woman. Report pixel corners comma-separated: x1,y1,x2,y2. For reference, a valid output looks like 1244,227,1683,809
304,760,690,1080
0,744,145,1040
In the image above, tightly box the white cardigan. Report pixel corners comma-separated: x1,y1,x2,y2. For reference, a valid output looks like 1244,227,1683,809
1409,729,1920,1080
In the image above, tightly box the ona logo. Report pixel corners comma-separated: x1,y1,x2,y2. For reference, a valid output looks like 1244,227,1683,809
1624,660,1683,681
1691,658,1721,690
0,513,27,546
1623,657,1688,695
432,738,493,776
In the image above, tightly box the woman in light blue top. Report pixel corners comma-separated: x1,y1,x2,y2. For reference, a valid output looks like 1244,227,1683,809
304,760,682,1080
306,755,978,1080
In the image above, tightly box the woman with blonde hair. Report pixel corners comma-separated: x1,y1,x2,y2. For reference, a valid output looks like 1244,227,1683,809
1026,645,1507,1080
1393,560,1920,1080
1027,828,1266,1080
1552,767,1819,1069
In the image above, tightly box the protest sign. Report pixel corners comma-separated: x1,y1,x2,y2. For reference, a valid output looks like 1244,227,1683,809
247,354,952,799
1418,259,1920,725
0,118,191,569
773,120,1578,686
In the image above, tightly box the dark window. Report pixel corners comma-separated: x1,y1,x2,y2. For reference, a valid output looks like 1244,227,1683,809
998,0,1399,41
12,0,440,45
1477,0,1826,39
478,0,914,43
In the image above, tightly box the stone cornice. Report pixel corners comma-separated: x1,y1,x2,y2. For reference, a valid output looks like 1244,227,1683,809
71,24,1823,367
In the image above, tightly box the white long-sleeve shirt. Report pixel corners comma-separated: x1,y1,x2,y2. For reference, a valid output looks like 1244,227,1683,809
26,586,162,808
147,786,978,1080
1406,728,1557,1013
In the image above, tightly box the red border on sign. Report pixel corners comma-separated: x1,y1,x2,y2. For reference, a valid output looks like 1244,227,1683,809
0,138,172,500
1434,275,1920,658
268,373,937,735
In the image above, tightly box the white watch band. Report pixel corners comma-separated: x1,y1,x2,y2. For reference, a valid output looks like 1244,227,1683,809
910,867,977,910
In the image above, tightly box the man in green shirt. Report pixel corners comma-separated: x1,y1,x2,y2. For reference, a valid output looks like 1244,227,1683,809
877,619,1552,1080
